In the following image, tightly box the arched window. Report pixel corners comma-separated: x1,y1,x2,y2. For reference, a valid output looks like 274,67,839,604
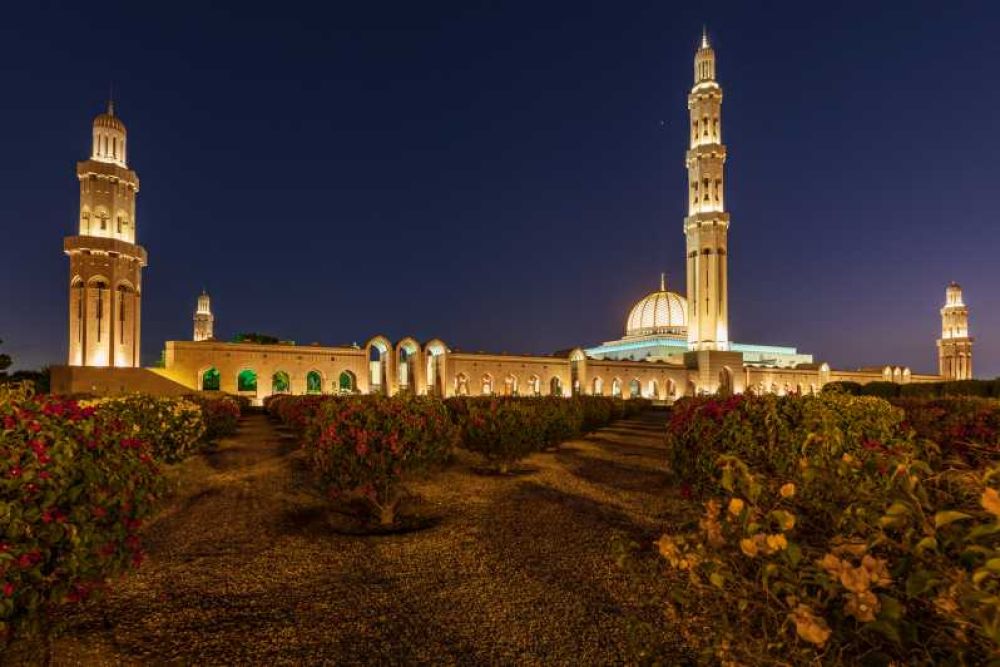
628,379,641,398
592,377,603,395
117,284,130,344
550,377,562,397
306,371,322,394
612,378,622,398
455,373,470,396
338,371,356,394
272,371,290,394
202,368,221,391
481,374,494,396
237,369,257,393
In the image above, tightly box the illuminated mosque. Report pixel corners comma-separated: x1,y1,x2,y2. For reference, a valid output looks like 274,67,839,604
52,33,974,401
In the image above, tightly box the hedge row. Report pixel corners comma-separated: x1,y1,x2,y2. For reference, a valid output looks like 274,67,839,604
824,378,1000,399
659,392,1000,664
446,396,650,472
893,396,1000,467
268,394,651,520
0,385,165,648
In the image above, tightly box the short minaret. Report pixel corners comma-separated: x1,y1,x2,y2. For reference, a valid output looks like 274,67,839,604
193,290,214,341
937,282,973,380
65,100,146,367
684,28,730,351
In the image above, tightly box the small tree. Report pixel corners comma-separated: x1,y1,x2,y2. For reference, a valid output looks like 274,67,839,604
458,400,545,473
306,396,457,526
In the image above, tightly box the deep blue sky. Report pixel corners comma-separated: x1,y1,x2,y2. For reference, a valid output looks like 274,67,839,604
2,1,997,377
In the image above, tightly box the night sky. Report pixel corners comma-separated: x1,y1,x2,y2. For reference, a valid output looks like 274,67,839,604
2,1,997,377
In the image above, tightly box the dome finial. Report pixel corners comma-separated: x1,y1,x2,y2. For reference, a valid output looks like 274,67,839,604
660,272,666,291
107,82,115,116
701,25,710,49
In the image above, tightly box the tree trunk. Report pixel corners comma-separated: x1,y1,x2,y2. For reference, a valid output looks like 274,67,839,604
378,503,396,527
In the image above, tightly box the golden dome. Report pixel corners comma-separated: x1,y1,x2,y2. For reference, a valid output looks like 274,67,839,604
625,276,687,337
93,101,126,133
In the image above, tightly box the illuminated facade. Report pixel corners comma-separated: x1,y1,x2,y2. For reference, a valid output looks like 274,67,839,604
53,35,972,399
685,30,729,351
938,282,973,380
193,291,214,342
65,101,146,368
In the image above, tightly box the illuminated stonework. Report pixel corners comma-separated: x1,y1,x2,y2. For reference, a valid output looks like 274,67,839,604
65,102,146,368
937,282,974,380
193,290,214,342
685,31,729,351
52,33,970,400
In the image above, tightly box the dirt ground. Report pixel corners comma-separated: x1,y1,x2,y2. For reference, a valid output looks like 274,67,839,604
33,410,695,665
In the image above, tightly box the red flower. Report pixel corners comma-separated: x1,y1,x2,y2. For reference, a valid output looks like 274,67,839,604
3,582,13,597
2,415,15,429
8,466,21,478
92,506,108,519
27,421,41,433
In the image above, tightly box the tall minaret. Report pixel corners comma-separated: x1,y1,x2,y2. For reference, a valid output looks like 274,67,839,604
937,282,973,380
684,29,730,351
65,101,146,367
193,290,215,341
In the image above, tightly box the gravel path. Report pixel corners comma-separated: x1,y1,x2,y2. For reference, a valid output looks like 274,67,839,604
43,410,693,665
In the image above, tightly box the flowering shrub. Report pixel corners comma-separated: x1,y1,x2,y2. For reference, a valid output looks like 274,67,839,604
455,399,546,473
667,393,910,496
892,397,1000,467
267,394,337,435
183,394,242,441
82,395,206,464
576,395,616,433
0,384,164,647
447,395,641,468
303,396,457,525
528,397,584,449
655,392,1000,663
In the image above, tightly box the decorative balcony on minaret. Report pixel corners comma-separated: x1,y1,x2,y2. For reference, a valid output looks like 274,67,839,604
684,29,730,352
65,101,146,367
937,282,974,380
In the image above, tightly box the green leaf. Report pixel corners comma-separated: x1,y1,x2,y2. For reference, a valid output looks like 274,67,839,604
709,572,725,588
934,511,973,529
885,502,909,516
906,570,934,596
720,466,734,492
878,595,903,621
914,536,937,555
969,523,1000,539
863,620,902,644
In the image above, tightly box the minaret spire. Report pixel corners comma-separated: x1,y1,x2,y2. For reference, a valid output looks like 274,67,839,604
107,82,115,116
660,272,666,291
701,25,709,49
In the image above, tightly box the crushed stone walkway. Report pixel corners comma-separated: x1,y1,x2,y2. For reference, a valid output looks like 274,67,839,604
45,409,693,665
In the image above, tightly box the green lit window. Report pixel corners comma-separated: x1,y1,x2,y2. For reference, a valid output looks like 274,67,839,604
272,371,290,394
306,371,322,394
237,369,257,392
202,367,220,391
